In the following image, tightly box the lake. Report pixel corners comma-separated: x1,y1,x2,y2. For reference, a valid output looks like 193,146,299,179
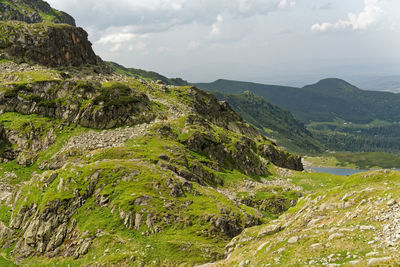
308,167,370,176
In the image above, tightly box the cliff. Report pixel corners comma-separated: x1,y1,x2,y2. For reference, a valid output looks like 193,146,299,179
0,21,100,67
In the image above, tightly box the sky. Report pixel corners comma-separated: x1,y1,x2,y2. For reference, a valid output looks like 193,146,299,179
47,0,400,85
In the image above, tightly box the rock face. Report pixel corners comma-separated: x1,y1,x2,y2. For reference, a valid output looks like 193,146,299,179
0,21,99,67
9,171,101,260
259,143,303,171
0,0,75,26
0,122,56,166
0,81,156,129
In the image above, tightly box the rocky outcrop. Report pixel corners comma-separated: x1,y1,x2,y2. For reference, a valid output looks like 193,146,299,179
0,122,57,166
259,143,303,171
0,0,75,26
0,21,98,67
9,171,101,260
0,81,156,129
0,126,16,161
188,87,260,138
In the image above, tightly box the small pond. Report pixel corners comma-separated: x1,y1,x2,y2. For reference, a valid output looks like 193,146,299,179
308,167,370,176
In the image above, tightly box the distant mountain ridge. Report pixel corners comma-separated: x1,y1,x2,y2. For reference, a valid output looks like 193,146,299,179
196,78,400,124
0,0,75,26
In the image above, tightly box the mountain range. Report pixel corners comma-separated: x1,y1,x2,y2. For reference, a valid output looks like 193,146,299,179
196,78,400,124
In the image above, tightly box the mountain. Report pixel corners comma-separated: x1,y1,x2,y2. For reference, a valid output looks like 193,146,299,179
0,3,309,266
106,61,190,86
1,1,400,266
212,91,324,153
196,78,400,124
0,0,75,26
0,21,101,67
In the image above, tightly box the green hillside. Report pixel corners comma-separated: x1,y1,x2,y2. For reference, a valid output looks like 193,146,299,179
196,78,400,153
196,78,400,124
213,91,324,153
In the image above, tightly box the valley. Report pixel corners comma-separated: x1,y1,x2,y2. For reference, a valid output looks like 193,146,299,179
0,0,399,266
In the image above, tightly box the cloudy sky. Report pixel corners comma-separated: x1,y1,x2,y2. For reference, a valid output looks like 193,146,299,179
47,0,400,85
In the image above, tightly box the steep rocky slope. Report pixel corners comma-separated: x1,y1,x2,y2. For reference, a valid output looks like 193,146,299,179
0,0,75,26
0,9,306,266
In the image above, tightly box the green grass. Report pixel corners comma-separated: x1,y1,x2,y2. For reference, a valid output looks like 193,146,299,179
0,70,60,83
0,202,11,225
0,255,16,267
305,152,400,169
268,165,347,192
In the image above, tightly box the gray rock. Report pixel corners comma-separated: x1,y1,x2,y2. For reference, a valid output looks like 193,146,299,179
257,224,281,238
328,233,344,241
288,236,299,244
367,257,392,266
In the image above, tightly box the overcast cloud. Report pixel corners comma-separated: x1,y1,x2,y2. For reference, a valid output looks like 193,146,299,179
47,0,400,84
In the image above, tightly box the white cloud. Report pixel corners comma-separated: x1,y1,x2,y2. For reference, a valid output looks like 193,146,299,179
278,0,296,9
48,0,296,34
97,32,137,45
311,0,383,32
210,15,224,36
96,29,149,53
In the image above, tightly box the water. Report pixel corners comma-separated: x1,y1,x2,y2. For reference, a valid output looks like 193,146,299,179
308,167,370,176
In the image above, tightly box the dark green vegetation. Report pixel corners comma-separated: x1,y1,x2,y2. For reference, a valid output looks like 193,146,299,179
213,91,323,153
196,78,400,155
306,152,400,169
308,119,400,153
196,78,400,124
106,61,190,86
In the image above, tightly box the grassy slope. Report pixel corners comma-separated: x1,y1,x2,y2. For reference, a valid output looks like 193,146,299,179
305,152,400,169
0,64,304,266
217,169,400,266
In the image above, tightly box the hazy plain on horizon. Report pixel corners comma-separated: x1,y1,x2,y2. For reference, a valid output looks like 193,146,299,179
47,0,400,87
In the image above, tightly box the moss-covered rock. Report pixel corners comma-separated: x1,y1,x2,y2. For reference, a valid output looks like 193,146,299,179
0,80,157,129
